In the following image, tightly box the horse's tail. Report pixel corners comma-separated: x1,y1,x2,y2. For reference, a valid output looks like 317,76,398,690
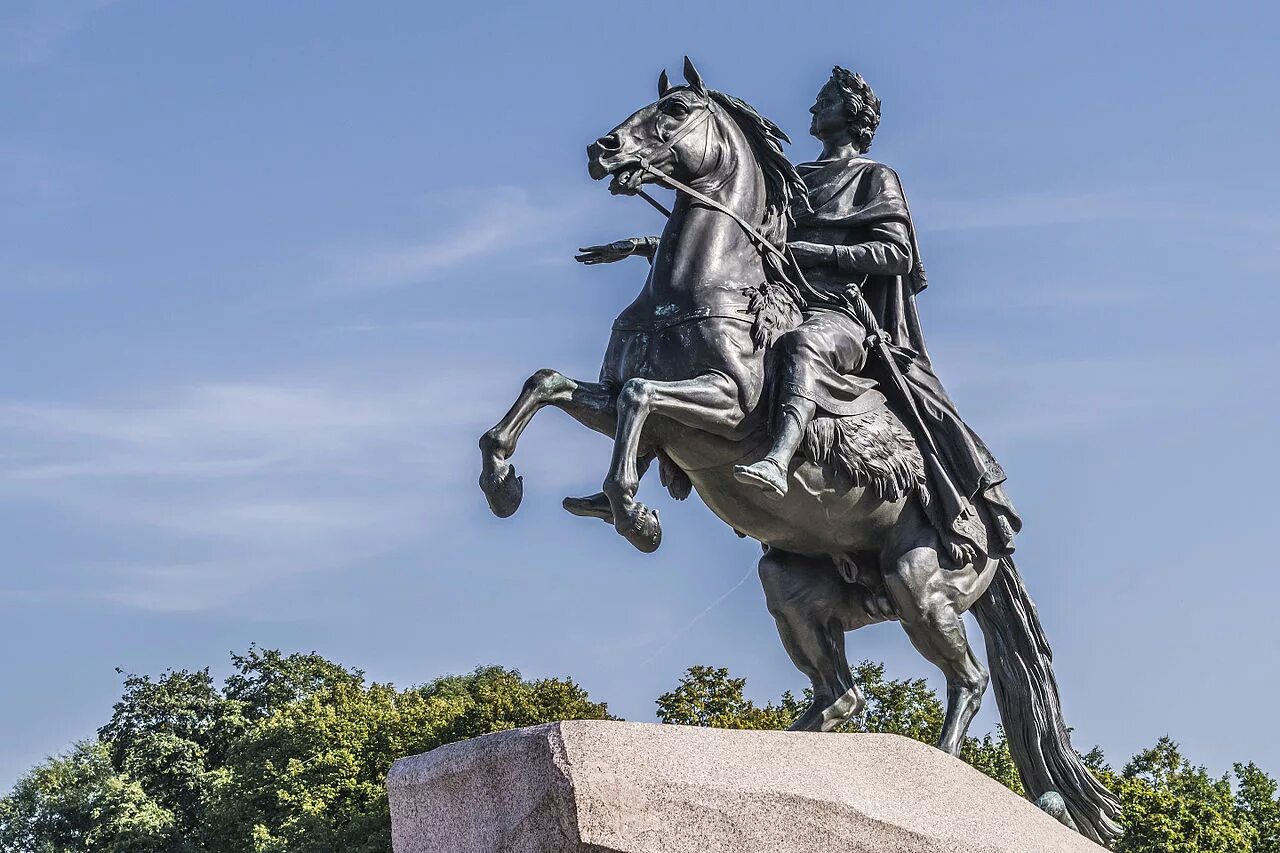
971,557,1122,845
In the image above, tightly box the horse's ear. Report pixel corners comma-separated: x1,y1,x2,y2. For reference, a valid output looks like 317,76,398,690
682,56,705,94
658,69,671,97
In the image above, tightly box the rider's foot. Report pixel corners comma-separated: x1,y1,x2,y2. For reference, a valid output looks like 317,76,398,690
734,458,789,498
562,492,614,524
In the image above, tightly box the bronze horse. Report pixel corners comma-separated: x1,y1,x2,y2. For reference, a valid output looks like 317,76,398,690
478,60,1120,843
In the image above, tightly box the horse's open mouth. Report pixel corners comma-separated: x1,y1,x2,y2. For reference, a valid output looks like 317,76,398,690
608,165,644,195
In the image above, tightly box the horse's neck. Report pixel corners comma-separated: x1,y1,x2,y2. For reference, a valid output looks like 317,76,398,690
650,141,768,302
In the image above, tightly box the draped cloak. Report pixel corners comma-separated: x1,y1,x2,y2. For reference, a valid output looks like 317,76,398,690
791,156,1021,558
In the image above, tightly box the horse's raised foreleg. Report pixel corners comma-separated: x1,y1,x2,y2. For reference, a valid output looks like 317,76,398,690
479,369,616,517
759,548,890,732
602,373,744,552
884,529,992,756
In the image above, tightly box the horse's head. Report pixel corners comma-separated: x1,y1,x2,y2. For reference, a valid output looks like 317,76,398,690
586,57,732,196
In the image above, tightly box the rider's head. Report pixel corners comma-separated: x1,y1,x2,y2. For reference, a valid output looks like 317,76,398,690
810,66,880,152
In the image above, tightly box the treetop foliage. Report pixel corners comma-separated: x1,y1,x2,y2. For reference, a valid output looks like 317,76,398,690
1,648,608,853
2,651,1276,853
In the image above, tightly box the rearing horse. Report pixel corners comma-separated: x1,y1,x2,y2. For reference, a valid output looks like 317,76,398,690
477,59,1121,844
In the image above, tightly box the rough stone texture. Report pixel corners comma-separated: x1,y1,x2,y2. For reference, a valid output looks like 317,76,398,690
387,720,1106,853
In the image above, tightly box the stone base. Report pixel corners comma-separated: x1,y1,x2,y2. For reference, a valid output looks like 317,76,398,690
387,720,1104,853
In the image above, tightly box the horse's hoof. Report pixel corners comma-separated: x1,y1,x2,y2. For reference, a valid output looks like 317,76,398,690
479,463,523,518
788,687,864,733
819,687,865,732
619,506,662,553
562,493,614,524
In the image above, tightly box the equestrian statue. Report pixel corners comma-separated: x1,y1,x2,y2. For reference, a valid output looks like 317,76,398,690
477,58,1121,844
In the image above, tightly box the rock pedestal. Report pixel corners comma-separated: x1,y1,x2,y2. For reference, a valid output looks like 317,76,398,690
386,720,1104,853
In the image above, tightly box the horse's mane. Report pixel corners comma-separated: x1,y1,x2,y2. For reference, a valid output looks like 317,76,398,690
708,89,809,247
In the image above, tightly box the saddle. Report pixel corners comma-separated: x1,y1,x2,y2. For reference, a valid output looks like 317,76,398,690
802,392,925,503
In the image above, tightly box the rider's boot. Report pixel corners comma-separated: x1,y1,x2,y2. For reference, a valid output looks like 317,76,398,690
733,396,817,498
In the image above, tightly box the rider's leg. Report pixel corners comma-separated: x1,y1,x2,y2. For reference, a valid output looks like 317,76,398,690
733,395,816,497
759,548,889,731
734,315,866,498
603,372,745,552
883,533,990,756
479,369,617,517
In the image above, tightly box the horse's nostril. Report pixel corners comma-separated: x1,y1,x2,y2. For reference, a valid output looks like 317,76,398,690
595,133,621,151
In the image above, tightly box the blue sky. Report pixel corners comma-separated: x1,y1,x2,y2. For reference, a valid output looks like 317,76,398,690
2,0,1278,789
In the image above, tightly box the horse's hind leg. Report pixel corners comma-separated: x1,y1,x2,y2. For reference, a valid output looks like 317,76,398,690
479,369,616,517
883,536,991,756
759,548,890,732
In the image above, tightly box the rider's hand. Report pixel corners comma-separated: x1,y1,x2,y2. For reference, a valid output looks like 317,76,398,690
575,239,642,265
788,240,833,269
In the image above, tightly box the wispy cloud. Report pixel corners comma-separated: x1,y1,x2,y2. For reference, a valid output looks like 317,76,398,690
319,186,591,292
0,383,415,481
0,362,614,613
0,371,522,611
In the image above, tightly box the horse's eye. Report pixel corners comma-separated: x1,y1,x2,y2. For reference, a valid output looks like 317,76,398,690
662,100,690,118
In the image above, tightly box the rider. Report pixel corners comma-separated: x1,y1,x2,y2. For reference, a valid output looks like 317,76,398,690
579,67,1021,562
731,67,896,499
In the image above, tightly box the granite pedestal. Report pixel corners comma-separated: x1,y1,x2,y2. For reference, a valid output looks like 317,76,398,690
387,720,1104,853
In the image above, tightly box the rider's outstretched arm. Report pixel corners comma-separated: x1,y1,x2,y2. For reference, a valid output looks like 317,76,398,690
575,236,660,266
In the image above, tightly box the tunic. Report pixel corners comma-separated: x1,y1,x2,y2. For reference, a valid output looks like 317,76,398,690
785,156,1021,558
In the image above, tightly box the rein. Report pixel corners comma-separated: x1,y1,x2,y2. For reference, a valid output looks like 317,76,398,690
637,159,784,266
633,126,874,336
624,104,956,532
630,93,860,299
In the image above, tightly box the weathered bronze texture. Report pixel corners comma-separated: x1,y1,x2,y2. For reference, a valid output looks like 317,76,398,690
478,59,1120,843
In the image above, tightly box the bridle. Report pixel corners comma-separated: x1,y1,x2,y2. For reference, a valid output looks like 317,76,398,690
629,93,790,267
625,91,882,353
637,95,717,180
627,92,864,306
610,86,954,552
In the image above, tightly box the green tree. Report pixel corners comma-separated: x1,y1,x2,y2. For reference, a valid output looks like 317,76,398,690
95,667,238,850
10,653,1280,853
223,646,365,719
655,665,802,729
1110,737,1256,853
1235,762,1280,853
0,741,180,853
0,650,610,853
206,663,611,853
842,661,943,742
